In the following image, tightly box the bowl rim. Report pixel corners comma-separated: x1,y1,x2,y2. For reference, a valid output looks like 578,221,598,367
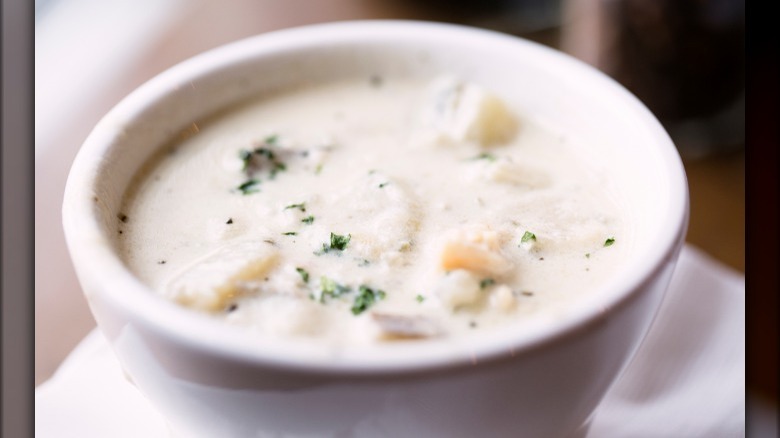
63,20,689,376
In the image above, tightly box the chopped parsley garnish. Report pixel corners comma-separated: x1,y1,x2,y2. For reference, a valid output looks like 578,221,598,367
264,134,279,145
351,285,386,315
269,162,286,179
237,179,260,194
238,149,252,170
521,231,536,244
253,147,274,160
472,152,496,162
358,258,370,267
282,232,297,236
320,276,351,302
284,203,306,212
315,164,323,174
378,182,390,188
295,267,309,283
315,232,352,255
237,135,287,185
480,278,495,289
301,215,315,224
604,237,616,247
585,253,591,258
330,233,351,250
416,294,425,303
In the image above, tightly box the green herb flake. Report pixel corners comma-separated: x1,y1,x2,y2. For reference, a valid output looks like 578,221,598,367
320,276,351,302
284,203,306,212
415,294,425,303
295,267,309,283
315,164,323,175
240,138,287,181
521,231,537,244
585,253,591,258
301,215,315,224
472,152,496,162
237,179,260,195
330,233,351,251
315,233,352,255
253,147,275,160
378,182,390,189
604,237,616,247
480,278,495,289
238,149,252,170
282,232,297,236
264,134,279,145
351,285,386,315
269,162,286,179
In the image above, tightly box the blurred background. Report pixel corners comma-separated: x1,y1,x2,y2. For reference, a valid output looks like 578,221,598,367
36,0,763,433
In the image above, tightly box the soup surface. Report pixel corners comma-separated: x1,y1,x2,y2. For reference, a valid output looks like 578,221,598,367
119,77,628,345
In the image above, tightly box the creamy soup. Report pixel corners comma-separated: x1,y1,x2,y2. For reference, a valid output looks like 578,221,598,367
119,77,628,345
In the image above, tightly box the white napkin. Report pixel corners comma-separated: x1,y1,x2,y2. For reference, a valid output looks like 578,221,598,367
35,245,747,437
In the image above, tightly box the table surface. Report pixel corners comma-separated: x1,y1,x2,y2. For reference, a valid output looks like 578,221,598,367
683,151,745,273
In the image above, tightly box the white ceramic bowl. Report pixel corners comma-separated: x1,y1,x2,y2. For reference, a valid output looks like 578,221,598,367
63,21,688,437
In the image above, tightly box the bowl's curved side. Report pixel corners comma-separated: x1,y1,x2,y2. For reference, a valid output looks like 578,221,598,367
81,249,678,438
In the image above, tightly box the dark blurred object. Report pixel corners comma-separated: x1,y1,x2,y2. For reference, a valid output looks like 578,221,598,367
564,0,745,158
400,0,563,46
744,12,779,408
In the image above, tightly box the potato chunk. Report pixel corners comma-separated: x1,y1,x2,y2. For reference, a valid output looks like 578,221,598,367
490,285,516,312
436,269,482,309
439,225,511,276
485,158,550,188
165,241,279,311
421,77,518,147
